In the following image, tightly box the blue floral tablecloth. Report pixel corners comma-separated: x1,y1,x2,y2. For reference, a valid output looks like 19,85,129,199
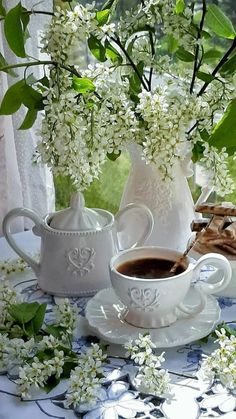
0,231,236,419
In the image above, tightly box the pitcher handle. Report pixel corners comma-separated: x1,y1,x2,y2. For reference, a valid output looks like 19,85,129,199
2,208,43,276
115,203,154,251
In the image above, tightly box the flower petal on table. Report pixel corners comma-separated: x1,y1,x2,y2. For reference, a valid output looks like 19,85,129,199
83,407,104,419
200,394,235,410
103,407,118,419
117,399,151,418
219,396,236,413
199,413,236,419
107,381,129,399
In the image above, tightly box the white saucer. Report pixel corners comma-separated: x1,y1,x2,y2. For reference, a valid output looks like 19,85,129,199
85,288,221,348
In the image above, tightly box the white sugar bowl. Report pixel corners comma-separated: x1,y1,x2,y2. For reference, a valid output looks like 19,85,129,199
2,192,153,297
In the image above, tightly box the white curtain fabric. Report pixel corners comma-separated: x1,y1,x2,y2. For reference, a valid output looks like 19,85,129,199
0,0,55,235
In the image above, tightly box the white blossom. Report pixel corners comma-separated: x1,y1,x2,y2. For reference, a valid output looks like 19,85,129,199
197,327,236,390
17,349,65,397
66,343,107,407
200,144,234,197
52,298,80,336
124,334,170,396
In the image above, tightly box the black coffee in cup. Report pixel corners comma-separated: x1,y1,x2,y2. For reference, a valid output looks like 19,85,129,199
117,257,186,279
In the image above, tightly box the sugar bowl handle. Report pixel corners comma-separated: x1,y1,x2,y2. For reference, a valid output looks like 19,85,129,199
2,208,43,276
115,203,154,250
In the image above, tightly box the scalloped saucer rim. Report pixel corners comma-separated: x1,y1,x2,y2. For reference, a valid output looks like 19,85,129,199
85,287,220,348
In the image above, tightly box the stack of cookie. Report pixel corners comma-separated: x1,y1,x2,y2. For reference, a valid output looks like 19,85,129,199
191,202,236,258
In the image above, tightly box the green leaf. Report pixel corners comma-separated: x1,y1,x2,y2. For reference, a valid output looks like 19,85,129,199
24,321,35,337
9,302,40,325
196,71,215,83
21,84,44,110
208,98,236,155
20,7,30,31
203,49,222,62
4,3,26,58
105,40,122,63
72,76,95,94
102,0,117,10
167,34,178,53
0,0,6,17
220,53,236,75
107,150,121,161
32,303,47,333
96,9,110,26
44,324,65,338
19,108,37,130
205,4,236,39
176,47,195,62
0,52,18,77
129,61,144,96
88,35,106,62
0,79,24,115
62,361,77,378
44,375,60,393
38,76,50,88
175,0,185,14
201,30,212,39
199,128,210,142
192,141,205,163
25,74,36,86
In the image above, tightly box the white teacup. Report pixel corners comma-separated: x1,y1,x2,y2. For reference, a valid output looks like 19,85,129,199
109,246,232,329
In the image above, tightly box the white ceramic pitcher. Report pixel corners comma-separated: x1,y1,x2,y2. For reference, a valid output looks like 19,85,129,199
2,193,154,297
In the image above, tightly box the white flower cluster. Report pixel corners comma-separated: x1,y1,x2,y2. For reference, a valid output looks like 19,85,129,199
0,282,20,329
52,298,80,336
0,335,35,373
0,257,28,278
198,328,236,389
200,144,235,197
124,334,170,396
161,2,194,50
66,343,107,407
41,3,115,64
137,84,198,180
17,349,65,397
38,62,139,188
119,0,193,50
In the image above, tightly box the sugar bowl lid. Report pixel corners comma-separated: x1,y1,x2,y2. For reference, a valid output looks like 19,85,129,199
49,192,108,231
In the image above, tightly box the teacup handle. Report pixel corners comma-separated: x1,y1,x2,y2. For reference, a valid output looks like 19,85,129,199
115,203,154,250
177,253,232,316
2,208,43,276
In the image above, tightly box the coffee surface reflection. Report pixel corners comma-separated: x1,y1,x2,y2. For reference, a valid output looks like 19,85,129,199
117,257,186,279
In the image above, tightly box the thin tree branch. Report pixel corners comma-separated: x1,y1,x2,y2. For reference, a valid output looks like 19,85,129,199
110,35,149,91
197,36,236,97
189,0,207,94
187,121,199,136
148,29,155,91
30,10,54,16
0,61,55,72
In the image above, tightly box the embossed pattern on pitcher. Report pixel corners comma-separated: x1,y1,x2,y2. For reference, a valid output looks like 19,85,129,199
128,288,160,312
67,247,95,277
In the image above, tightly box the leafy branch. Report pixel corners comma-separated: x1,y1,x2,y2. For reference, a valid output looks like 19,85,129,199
197,36,236,97
110,35,150,91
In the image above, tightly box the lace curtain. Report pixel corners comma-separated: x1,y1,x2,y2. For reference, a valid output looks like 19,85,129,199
0,0,55,235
